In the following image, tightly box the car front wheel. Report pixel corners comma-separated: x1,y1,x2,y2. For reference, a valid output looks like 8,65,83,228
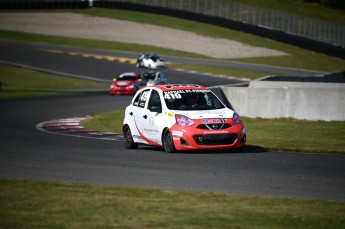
123,125,138,149
162,129,175,153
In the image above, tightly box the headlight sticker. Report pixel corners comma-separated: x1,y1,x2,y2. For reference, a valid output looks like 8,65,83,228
172,131,183,137
202,118,226,124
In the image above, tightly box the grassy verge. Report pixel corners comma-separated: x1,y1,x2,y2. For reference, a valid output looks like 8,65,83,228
0,64,108,98
81,111,345,154
0,30,207,59
1,178,344,229
170,63,270,80
243,117,345,154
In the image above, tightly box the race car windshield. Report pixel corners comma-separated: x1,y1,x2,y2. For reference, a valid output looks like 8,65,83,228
141,73,155,80
118,75,137,81
164,90,225,110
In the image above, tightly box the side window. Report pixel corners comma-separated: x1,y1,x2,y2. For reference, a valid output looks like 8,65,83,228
133,89,150,108
147,90,162,112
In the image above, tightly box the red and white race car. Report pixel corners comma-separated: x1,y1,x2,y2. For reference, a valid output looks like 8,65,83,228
110,72,141,95
122,84,246,153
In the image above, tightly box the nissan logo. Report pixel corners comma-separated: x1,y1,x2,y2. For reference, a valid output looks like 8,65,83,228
212,124,219,129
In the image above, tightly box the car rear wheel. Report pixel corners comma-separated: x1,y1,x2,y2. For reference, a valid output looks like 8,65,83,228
123,125,138,149
162,129,175,153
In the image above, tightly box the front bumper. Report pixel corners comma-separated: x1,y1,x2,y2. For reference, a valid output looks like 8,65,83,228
170,122,246,151
110,86,136,95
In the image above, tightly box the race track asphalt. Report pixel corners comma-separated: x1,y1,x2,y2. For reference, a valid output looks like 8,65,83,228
0,40,344,201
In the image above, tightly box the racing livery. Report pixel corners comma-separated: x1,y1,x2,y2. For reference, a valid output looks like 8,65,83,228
122,84,246,153
110,72,141,95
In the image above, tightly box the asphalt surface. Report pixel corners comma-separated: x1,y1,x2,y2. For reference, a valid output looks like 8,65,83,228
0,40,344,201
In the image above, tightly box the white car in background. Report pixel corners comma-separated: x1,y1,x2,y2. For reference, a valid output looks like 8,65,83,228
136,53,166,69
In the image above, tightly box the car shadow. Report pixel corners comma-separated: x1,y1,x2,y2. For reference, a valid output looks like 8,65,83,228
135,144,267,154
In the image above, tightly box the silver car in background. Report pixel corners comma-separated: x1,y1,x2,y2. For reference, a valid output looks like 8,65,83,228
138,71,168,88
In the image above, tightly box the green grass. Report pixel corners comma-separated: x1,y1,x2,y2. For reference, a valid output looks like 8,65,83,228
0,30,207,59
81,110,124,133
1,178,344,229
243,117,345,154
81,111,345,154
0,64,108,98
170,63,271,80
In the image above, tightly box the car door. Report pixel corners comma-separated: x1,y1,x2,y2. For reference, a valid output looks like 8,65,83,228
130,89,150,144
132,89,163,146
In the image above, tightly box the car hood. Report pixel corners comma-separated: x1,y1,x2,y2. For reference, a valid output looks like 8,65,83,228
116,80,135,86
173,108,235,119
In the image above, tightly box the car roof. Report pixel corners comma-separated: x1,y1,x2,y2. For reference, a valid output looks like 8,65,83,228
119,72,139,76
149,84,208,92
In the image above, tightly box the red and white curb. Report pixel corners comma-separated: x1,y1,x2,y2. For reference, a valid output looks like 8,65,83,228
36,116,123,141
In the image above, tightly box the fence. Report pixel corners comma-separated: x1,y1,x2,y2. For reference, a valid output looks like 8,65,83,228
113,0,345,48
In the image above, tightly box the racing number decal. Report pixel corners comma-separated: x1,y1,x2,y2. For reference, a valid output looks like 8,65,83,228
164,93,182,99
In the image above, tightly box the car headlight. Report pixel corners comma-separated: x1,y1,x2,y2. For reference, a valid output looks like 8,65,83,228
232,112,242,124
129,83,135,88
175,114,194,126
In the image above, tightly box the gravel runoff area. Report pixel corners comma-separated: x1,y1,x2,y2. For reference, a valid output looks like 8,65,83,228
0,12,287,59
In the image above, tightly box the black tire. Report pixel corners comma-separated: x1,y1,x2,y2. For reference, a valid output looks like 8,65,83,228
123,125,138,149
162,129,175,153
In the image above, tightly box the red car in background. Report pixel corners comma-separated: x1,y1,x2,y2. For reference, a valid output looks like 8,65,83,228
110,72,142,95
